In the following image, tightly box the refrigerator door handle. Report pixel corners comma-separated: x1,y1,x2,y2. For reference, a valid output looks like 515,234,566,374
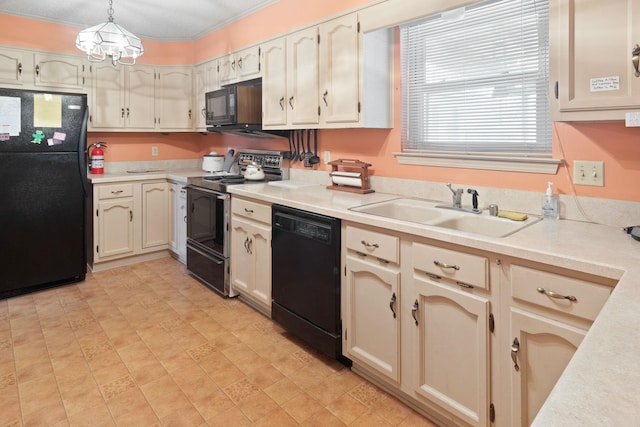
78,106,89,197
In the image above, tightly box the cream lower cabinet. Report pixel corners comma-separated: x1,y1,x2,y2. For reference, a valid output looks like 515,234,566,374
92,180,170,270
505,263,615,426
230,197,271,315
343,224,401,383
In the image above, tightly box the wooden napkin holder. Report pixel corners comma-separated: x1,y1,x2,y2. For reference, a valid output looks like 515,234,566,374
327,159,374,194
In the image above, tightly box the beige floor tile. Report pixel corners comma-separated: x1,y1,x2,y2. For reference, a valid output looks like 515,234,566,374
206,405,253,427
254,406,299,427
326,393,370,424
280,391,325,423
300,407,347,427
263,377,303,405
237,389,280,422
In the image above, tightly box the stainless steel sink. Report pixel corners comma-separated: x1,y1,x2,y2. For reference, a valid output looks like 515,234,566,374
350,198,541,237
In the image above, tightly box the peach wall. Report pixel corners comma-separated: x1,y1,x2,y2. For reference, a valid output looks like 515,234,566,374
2,3,640,203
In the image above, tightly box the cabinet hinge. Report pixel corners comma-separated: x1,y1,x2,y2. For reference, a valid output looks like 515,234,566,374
554,81,559,99
89,114,92,123
96,245,99,253
358,101,361,113
357,21,360,33
318,106,321,116
490,403,495,422
317,34,320,44
344,328,347,340
96,209,99,216
344,265,347,276
489,313,495,333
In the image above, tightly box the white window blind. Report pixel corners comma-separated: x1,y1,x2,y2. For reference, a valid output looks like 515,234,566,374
400,0,551,156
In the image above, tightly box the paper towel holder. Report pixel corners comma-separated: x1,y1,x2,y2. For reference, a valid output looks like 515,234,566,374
327,159,375,194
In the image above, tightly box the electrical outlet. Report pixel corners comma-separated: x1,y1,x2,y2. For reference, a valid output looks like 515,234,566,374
324,150,331,164
573,160,604,186
152,146,159,156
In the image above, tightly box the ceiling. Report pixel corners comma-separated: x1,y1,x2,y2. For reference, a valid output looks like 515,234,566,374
0,0,279,42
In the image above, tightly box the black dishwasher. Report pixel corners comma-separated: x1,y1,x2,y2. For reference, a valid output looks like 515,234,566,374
271,204,347,363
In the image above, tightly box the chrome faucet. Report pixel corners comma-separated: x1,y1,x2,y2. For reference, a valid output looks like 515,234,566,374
446,183,464,208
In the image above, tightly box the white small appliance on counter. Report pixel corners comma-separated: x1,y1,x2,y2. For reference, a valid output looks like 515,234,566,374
202,152,224,172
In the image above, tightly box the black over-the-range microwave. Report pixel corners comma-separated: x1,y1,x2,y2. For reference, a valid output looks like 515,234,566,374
205,79,262,129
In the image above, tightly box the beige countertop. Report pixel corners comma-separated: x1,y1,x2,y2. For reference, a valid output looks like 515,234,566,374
226,181,640,426
88,169,205,183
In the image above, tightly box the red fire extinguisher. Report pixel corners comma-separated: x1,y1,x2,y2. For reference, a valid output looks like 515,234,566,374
87,142,107,174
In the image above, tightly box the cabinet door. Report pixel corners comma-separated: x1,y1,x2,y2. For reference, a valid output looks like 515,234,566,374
90,63,125,129
125,66,156,129
230,216,252,295
344,255,400,383
261,38,288,127
0,48,30,86
236,46,261,81
97,198,134,259
287,28,321,126
141,182,170,250
411,276,490,427
176,186,187,263
34,53,86,91
219,54,237,86
250,221,271,307
194,61,217,130
158,67,193,130
554,0,640,114
509,308,585,427
319,14,360,126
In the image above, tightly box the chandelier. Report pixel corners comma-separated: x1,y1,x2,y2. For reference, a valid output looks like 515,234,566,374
75,0,144,66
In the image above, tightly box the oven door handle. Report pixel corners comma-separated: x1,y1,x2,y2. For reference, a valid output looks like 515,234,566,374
186,243,224,264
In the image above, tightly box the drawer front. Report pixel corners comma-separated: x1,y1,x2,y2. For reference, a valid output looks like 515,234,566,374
232,198,271,224
345,225,399,263
511,264,612,321
97,183,134,200
412,242,489,289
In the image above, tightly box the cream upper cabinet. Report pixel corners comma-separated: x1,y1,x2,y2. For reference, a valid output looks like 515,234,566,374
0,47,32,87
124,65,156,129
230,197,272,315
90,63,125,128
287,27,321,127
319,14,360,126
194,60,218,131
34,52,87,92
343,224,401,384
219,46,261,85
261,38,288,127
551,0,640,120
157,66,193,130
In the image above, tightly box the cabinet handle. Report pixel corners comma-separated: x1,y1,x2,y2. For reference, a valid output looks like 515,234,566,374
237,58,242,69
244,208,254,214
243,236,249,252
35,64,40,76
323,90,328,106
17,62,22,76
633,44,640,77
121,108,125,118
111,190,123,194
411,299,419,325
129,210,133,222
247,238,253,254
231,60,236,71
511,337,520,371
433,260,460,270
289,96,294,109
126,108,130,118
536,287,577,302
279,96,285,110
183,215,187,223
201,108,206,118
360,240,379,249
389,292,397,318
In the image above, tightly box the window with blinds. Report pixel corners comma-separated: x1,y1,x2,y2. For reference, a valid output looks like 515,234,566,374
400,0,551,158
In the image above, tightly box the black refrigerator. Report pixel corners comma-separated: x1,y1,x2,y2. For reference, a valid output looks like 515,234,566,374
0,89,88,298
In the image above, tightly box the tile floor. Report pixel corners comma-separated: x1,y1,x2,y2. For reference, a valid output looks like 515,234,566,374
0,258,438,427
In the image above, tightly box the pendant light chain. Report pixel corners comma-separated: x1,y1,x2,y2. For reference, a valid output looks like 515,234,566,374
107,0,114,23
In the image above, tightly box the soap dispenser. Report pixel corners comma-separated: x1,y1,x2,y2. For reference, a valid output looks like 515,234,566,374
542,182,559,219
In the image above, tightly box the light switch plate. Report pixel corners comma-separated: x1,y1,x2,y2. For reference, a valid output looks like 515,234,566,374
573,160,604,186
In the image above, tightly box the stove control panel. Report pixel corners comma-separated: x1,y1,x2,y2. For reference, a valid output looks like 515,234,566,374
238,149,287,171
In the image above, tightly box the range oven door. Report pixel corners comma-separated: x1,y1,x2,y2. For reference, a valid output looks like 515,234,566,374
186,185,229,257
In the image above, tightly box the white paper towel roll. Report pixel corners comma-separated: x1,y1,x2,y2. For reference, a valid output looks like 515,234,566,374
331,175,362,187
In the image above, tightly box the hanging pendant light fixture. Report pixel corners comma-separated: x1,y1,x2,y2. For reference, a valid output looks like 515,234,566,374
75,0,144,66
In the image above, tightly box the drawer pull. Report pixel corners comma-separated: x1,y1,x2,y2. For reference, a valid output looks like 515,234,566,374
457,282,474,289
537,287,577,302
111,190,124,194
411,300,419,325
360,240,379,249
511,337,520,371
433,260,460,270
244,208,254,214
389,292,397,318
